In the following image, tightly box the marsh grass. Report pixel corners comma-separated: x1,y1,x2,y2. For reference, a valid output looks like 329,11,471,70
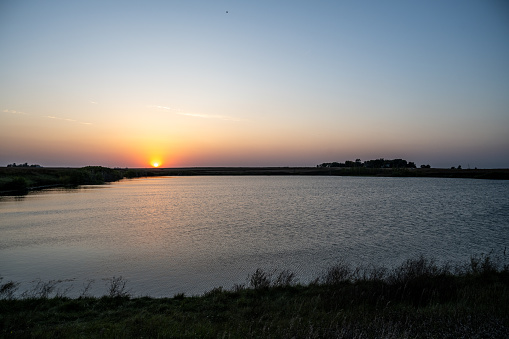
2,166,508,196
0,277,19,300
1,253,508,338
0,166,124,195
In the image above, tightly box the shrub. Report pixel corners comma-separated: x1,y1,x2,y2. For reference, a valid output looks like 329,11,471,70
106,276,130,298
2,176,28,192
124,169,140,179
68,169,93,185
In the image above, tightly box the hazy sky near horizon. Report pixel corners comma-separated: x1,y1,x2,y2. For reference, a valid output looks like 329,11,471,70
1,0,508,168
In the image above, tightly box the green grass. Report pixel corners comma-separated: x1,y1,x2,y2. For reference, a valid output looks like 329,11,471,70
1,253,508,338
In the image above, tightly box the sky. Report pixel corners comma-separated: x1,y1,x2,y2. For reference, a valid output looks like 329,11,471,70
1,1,508,168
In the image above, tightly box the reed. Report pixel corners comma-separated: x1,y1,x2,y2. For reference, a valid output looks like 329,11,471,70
1,252,508,338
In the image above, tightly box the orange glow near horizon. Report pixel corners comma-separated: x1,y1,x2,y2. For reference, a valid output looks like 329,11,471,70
149,152,167,168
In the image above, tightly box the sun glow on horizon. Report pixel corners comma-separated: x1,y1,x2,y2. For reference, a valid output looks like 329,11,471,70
148,151,169,168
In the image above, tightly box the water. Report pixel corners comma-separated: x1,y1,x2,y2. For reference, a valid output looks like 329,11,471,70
1,176,508,297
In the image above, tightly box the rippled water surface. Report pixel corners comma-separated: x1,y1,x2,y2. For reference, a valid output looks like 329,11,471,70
1,176,508,297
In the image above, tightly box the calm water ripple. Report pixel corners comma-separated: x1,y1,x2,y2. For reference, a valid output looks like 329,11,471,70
1,176,508,297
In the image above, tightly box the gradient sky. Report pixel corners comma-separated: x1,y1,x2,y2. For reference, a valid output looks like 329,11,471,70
1,1,508,168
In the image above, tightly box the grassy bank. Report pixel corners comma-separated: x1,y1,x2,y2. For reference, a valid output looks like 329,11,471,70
1,166,508,195
1,253,508,338
0,166,124,195
122,166,509,179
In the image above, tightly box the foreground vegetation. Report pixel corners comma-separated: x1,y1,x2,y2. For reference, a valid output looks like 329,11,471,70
1,253,508,338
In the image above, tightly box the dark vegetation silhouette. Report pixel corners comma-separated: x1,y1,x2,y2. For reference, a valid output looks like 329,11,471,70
0,166,123,194
1,252,508,337
1,163,509,195
318,158,417,168
6,162,41,168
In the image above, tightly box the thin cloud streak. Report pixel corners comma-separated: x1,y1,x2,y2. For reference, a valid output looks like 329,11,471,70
3,109,27,115
3,108,91,125
149,105,244,122
43,115,92,125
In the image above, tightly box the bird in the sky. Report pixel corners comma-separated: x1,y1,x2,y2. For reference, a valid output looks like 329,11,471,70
226,10,228,14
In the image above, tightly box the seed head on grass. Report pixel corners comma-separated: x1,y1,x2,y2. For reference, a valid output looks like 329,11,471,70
273,270,297,287
467,250,502,276
247,268,298,289
0,276,20,300
249,268,271,289
21,279,60,299
79,279,95,298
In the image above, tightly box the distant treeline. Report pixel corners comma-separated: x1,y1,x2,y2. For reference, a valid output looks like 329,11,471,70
318,158,424,169
2,165,509,195
6,162,42,168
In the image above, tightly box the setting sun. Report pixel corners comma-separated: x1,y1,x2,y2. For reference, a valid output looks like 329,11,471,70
149,154,166,168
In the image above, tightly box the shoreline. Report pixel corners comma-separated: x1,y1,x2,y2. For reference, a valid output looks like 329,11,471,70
131,166,509,179
2,253,508,337
1,166,508,195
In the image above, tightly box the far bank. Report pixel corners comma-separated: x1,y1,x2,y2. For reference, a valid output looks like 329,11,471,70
1,166,508,195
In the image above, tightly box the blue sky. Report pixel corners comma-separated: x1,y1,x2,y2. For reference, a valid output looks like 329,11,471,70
1,1,508,168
